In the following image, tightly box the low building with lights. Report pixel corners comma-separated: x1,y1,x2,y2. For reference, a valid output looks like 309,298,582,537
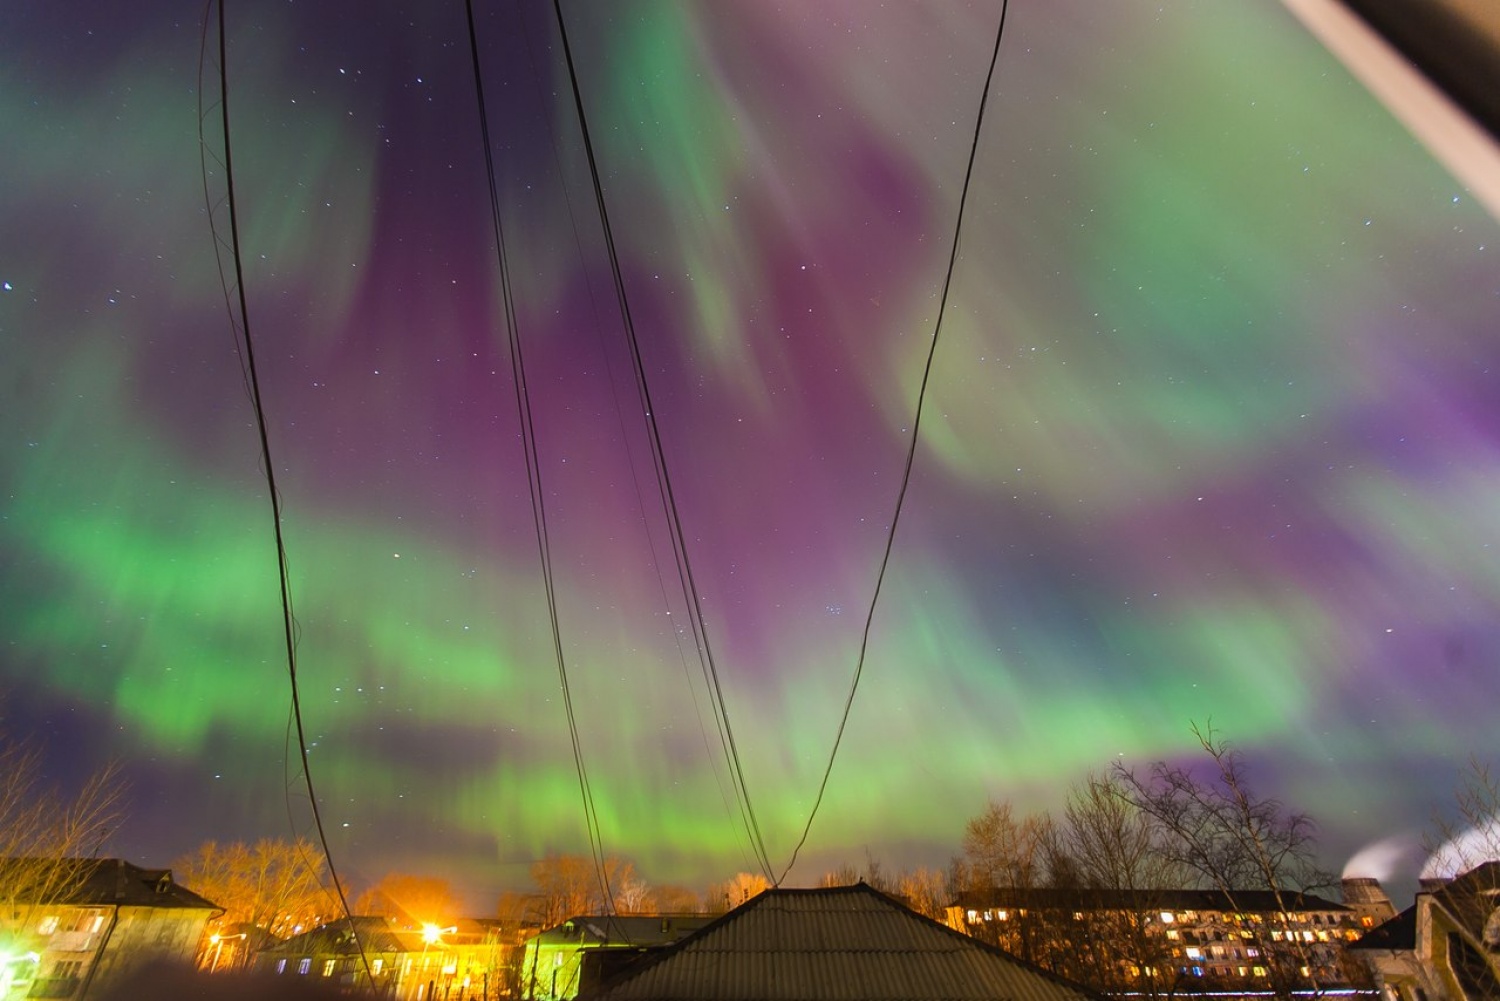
519,914,714,1001
0,857,220,1000
255,915,516,999
948,884,1374,998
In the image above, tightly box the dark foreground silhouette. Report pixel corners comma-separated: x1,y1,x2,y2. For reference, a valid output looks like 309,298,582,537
100,962,350,1000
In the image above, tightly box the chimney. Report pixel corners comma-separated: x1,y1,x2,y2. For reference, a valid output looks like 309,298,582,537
1342,877,1390,906
1341,877,1396,925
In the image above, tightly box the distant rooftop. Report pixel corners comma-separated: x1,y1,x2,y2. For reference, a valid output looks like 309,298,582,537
583,883,1106,1001
0,857,219,911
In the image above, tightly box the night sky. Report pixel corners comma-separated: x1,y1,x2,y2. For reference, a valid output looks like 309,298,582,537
3,1,1497,910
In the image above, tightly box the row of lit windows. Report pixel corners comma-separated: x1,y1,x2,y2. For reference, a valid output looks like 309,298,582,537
274,957,385,977
35,912,107,936
1182,945,1261,961
970,908,1350,927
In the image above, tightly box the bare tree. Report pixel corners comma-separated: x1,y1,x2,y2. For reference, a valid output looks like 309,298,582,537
645,884,703,914
707,872,771,913
354,873,462,928
960,800,1056,891
173,838,337,969
528,854,637,925
1113,723,1334,1000
817,852,898,894
1049,773,1189,998
895,867,949,921
818,862,860,888
956,800,1062,966
613,871,653,915
1426,755,1500,877
0,734,125,958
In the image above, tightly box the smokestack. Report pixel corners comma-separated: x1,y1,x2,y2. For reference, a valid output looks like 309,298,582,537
1341,876,1396,925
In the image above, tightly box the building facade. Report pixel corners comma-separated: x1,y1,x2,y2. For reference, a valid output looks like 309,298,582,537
519,915,712,1001
0,858,219,1000
950,885,1373,998
1352,863,1500,1001
255,915,518,1000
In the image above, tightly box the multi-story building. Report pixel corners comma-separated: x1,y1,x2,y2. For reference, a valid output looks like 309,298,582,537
0,857,220,999
949,884,1372,998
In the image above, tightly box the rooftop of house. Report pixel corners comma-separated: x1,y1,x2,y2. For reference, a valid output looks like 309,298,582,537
530,914,716,949
261,915,515,955
580,883,1108,1001
0,857,219,911
1422,860,1500,945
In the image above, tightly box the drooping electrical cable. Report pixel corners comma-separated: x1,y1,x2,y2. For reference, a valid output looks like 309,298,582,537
461,0,619,914
778,0,1012,886
508,1,765,880
550,0,776,881
197,0,370,975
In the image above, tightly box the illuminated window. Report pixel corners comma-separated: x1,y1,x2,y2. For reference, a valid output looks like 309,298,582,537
1361,916,1374,927
996,910,1009,921
1160,912,1175,923
1166,930,1180,940
1300,965,1311,977
1253,965,1267,977
371,959,383,975
276,960,286,975
1238,966,1248,977
323,960,335,977
37,916,59,935
1073,912,1084,921
1185,948,1202,959
298,959,312,975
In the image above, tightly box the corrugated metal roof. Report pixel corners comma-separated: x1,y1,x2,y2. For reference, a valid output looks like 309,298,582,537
582,884,1106,1001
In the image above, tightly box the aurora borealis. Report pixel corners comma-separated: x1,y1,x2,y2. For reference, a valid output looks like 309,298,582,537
3,0,1498,908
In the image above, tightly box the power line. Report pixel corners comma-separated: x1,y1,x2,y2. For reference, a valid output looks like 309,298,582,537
507,1,761,878
778,0,1012,886
550,0,775,881
462,0,617,913
198,0,369,975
